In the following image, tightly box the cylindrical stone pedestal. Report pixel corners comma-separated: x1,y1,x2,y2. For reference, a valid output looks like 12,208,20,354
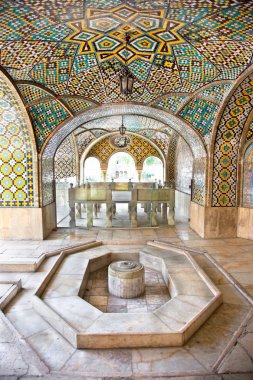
108,260,145,299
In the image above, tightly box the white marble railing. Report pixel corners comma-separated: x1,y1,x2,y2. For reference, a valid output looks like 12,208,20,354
68,182,175,228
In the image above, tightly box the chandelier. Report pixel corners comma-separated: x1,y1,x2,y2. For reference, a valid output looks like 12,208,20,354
116,115,129,148
119,33,134,96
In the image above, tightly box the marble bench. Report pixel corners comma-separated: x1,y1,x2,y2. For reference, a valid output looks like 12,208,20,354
33,241,222,348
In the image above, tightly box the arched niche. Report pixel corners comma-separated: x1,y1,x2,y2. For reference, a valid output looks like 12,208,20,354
106,152,138,182
38,104,210,238
84,157,103,182
0,70,49,240
141,156,163,183
41,105,207,210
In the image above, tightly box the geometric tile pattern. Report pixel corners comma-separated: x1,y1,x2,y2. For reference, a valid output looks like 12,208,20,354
197,3,253,45
0,1,251,112
27,99,70,151
17,84,53,106
88,134,160,167
243,143,253,207
193,41,252,81
151,130,170,155
179,98,219,137
212,74,253,207
62,98,96,114
198,83,233,103
0,1,252,210
173,43,219,93
167,133,178,187
153,94,189,114
0,76,35,207
76,130,96,158
246,120,253,142
127,135,161,166
55,134,77,179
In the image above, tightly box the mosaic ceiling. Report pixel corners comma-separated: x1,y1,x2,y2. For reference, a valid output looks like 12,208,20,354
0,0,252,151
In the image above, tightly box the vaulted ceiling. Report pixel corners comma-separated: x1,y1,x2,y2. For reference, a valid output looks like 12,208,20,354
0,0,252,152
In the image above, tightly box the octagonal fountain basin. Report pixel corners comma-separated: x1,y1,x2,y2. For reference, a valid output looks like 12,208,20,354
33,241,222,349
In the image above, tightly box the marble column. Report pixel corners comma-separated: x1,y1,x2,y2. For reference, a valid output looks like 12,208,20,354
75,203,81,219
87,203,93,228
151,202,158,226
69,203,76,227
130,202,138,227
106,203,113,227
151,202,158,227
162,203,168,224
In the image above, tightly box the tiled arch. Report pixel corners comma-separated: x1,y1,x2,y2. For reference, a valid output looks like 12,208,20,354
211,70,253,207
41,104,207,206
0,70,38,207
86,134,162,168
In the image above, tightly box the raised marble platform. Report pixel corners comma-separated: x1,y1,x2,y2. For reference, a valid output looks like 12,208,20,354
32,241,222,349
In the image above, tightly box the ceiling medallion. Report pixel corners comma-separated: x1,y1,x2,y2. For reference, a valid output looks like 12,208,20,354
110,134,131,148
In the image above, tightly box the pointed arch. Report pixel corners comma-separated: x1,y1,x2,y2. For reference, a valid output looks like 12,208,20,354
0,69,39,207
210,67,253,207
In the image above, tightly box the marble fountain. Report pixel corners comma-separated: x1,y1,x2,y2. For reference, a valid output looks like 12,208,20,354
31,240,222,349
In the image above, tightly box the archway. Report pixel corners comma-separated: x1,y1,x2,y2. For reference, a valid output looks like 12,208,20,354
106,152,138,182
39,104,207,235
141,156,163,183
84,157,103,182
41,105,207,217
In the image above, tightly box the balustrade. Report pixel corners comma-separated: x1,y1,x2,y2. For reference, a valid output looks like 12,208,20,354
68,182,175,228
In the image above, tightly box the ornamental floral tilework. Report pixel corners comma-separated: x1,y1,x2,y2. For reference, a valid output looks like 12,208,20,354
76,130,96,158
246,120,253,142
212,74,253,207
243,143,253,207
192,158,206,206
55,133,77,179
167,133,178,187
27,99,70,151
0,76,35,207
88,134,160,166
62,98,97,114
179,98,219,137
0,0,252,151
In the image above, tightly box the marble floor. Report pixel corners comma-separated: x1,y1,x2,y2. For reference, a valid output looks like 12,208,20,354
0,221,253,379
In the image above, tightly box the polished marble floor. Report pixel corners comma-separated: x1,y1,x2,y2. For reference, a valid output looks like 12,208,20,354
0,221,253,379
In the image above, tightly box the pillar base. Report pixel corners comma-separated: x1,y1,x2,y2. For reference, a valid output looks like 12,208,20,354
0,203,56,240
190,202,238,239
237,207,253,240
